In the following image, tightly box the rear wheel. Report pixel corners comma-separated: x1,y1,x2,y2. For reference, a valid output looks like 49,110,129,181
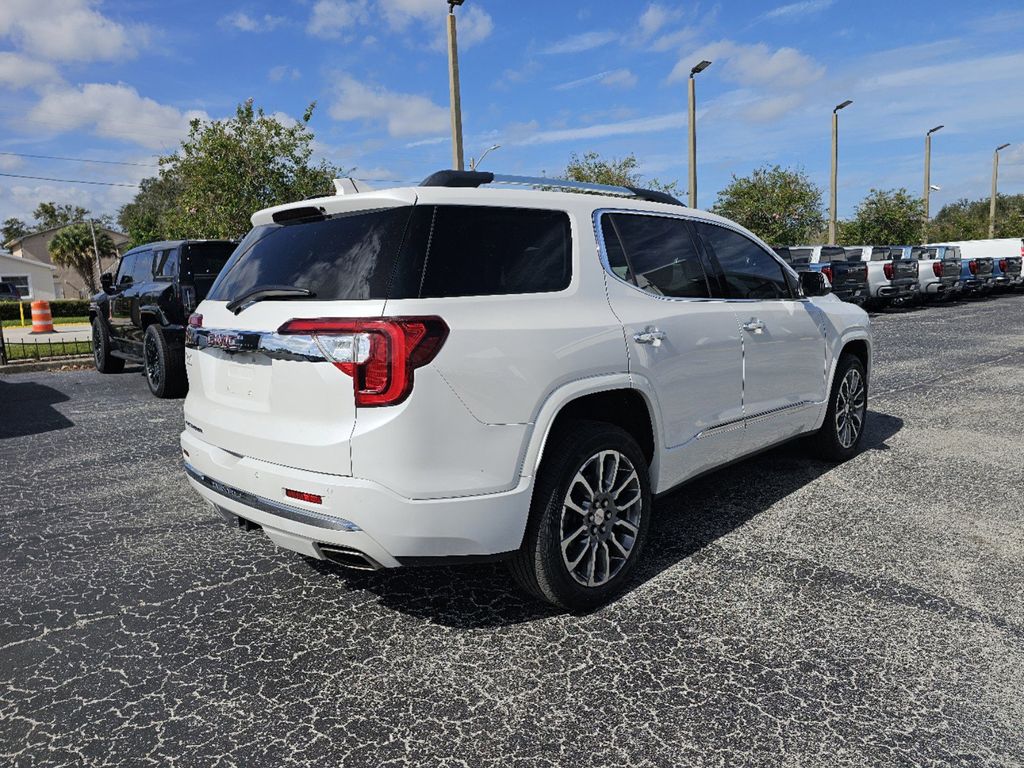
91,318,124,374
510,420,652,611
143,325,187,398
811,354,867,462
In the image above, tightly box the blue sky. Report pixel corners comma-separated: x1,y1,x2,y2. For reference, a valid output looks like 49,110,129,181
2,0,1023,226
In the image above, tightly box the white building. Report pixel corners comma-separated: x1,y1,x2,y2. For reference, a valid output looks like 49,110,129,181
0,250,57,301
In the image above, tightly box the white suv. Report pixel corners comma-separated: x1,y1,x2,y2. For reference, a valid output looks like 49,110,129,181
181,171,872,610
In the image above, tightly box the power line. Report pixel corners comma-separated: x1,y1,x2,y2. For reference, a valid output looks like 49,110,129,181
0,151,159,168
0,172,139,188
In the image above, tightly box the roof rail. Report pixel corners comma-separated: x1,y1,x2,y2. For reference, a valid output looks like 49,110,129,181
420,170,684,207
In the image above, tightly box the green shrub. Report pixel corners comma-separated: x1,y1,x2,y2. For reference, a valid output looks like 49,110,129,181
0,299,90,321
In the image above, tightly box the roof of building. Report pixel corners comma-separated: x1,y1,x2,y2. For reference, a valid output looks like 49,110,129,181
0,251,57,270
4,224,129,250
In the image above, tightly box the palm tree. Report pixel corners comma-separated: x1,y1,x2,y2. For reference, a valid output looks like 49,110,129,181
49,223,117,293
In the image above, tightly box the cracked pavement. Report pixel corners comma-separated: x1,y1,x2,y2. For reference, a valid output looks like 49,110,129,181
2,293,1023,767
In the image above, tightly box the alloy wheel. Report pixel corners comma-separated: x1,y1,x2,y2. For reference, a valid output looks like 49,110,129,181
144,335,162,389
559,450,643,588
835,368,866,448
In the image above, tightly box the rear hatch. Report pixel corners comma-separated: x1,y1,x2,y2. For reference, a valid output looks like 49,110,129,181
940,247,961,283
820,246,867,295
184,198,418,476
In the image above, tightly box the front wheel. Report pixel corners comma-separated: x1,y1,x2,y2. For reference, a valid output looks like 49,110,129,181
510,420,652,611
92,318,124,374
811,354,868,462
143,325,187,398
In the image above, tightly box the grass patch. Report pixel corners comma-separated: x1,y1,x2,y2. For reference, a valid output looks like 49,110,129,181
3,339,93,361
2,316,91,328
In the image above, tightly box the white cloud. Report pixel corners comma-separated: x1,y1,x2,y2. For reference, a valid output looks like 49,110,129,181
0,0,142,62
451,6,493,49
516,112,688,146
763,0,834,20
670,41,825,90
555,69,638,91
542,31,618,55
329,75,448,137
268,65,301,82
637,4,681,38
221,12,286,32
0,52,60,89
307,0,368,39
27,83,208,150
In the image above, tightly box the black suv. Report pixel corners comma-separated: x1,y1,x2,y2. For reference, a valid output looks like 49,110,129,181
90,240,236,397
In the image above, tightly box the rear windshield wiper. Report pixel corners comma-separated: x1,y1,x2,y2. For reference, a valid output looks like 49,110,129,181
226,285,316,315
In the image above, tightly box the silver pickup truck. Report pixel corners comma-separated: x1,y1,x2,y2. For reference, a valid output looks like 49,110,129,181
845,246,919,307
891,245,961,300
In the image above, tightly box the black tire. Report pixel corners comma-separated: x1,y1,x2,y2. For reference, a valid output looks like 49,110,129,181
510,420,652,611
91,317,124,374
810,353,868,462
143,325,187,398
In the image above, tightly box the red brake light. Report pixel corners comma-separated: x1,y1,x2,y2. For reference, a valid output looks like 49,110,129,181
277,317,449,407
969,260,978,275
932,262,943,277
883,262,894,280
285,488,323,504
188,313,203,328
999,259,1008,272
821,266,832,283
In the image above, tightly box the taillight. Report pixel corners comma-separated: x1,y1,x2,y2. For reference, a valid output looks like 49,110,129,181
932,262,943,277
999,259,1008,273
883,262,894,280
285,488,323,504
277,317,449,407
188,313,203,328
969,260,978,275
821,266,832,283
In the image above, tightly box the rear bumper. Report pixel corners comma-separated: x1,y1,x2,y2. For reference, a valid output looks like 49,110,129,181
181,431,533,567
875,283,919,298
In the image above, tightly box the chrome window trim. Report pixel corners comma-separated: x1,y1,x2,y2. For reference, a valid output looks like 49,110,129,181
592,208,807,305
184,463,362,532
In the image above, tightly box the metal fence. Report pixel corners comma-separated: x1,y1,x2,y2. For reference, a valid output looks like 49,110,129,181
0,334,92,365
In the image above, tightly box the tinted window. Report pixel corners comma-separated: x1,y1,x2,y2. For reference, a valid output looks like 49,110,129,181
0,277,29,297
116,253,138,286
787,248,813,265
870,247,892,261
696,223,791,300
132,250,154,284
413,206,571,298
154,248,178,280
911,247,937,260
820,246,847,263
208,208,414,302
184,242,235,277
601,214,709,298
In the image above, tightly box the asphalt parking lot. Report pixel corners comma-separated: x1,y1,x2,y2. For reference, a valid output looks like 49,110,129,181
2,294,1023,767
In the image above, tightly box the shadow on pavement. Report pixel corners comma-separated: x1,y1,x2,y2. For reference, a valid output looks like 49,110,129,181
0,378,73,439
306,410,904,629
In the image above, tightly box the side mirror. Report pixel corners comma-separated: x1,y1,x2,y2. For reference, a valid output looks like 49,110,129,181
800,270,831,297
100,272,114,292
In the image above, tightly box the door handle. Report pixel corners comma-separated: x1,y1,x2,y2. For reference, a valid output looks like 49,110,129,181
633,328,666,346
742,319,766,335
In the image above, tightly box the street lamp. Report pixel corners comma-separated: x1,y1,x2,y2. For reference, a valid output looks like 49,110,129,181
446,0,466,171
687,60,711,208
989,143,1011,238
829,99,853,245
923,124,943,238
470,144,501,171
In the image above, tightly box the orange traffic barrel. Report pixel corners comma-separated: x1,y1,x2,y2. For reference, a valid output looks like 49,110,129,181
30,300,54,334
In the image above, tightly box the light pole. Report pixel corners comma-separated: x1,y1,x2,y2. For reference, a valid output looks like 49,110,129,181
446,0,466,171
829,99,853,245
470,144,501,171
688,60,711,208
989,143,1011,238
923,124,943,237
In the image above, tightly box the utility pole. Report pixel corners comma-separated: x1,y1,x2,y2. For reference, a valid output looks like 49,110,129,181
88,219,102,287
446,0,466,171
923,125,943,240
829,100,853,245
989,143,1011,238
688,60,711,208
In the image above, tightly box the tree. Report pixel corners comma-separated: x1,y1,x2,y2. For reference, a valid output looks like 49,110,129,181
711,165,824,244
563,151,679,194
2,217,29,245
49,224,117,293
161,99,342,239
929,194,1024,242
839,188,925,245
118,172,185,247
33,202,89,230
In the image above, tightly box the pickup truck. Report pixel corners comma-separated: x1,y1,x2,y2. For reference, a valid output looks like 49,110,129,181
772,245,868,304
890,246,960,300
845,246,919,307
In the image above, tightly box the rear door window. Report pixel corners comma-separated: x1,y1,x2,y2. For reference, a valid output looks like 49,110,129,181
694,223,792,300
600,213,710,298
411,206,572,298
154,248,178,280
131,250,154,284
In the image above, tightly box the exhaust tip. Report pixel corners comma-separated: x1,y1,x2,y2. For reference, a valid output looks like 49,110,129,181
319,544,382,571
